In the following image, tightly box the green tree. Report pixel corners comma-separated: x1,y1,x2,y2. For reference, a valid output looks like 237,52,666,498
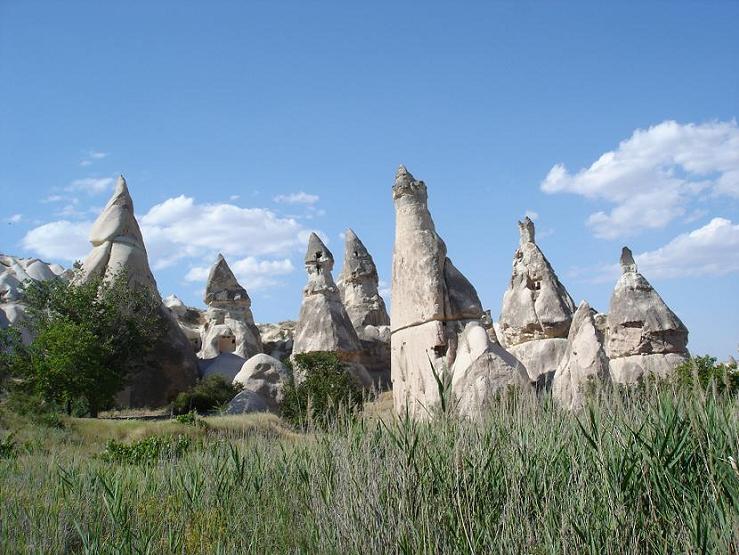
2,271,164,417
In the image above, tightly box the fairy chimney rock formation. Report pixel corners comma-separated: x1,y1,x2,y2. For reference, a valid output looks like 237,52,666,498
293,233,371,387
77,176,198,407
607,247,689,383
338,229,391,386
199,254,262,361
499,216,576,382
391,166,528,419
552,301,610,410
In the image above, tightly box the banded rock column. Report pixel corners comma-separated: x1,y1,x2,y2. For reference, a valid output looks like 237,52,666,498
607,247,689,382
391,166,528,419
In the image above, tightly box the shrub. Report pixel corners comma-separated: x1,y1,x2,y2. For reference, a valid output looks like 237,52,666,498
99,435,191,465
281,352,363,429
672,355,739,396
174,411,208,428
0,433,16,459
172,375,242,415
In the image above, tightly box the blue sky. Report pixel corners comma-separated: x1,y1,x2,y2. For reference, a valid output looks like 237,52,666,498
1,1,737,358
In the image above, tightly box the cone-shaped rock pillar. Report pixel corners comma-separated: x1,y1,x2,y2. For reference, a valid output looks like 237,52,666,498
391,166,528,419
337,229,391,386
606,247,689,382
199,254,262,362
552,301,610,410
499,216,576,382
293,233,371,387
77,176,198,407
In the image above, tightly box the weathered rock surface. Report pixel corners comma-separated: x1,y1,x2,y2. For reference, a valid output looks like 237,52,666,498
199,352,248,383
77,176,198,407
498,217,576,381
233,353,290,413
552,301,610,410
199,255,262,360
0,255,68,343
257,320,295,361
293,233,371,387
606,247,689,383
225,389,269,414
390,166,529,419
337,229,391,387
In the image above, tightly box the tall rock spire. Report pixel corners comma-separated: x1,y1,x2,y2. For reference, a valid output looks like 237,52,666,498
199,254,262,362
607,246,689,382
77,176,198,407
498,216,576,383
293,233,371,387
338,228,391,386
391,166,528,419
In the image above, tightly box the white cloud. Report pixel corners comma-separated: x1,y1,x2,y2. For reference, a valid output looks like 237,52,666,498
66,176,115,195
273,191,320,205
524,210,539,221
541,120,739,239
21,220,92,262
80,150,109,166
579,217,739,283
185,256,294,290
42,195,64,203
6,214,22,224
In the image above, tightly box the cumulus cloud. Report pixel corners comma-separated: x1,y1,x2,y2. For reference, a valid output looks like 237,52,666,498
65,176,115,195
273,191,320,205
21,220,91,262
541,120,739,239
185,257,295,290
80,150,109,167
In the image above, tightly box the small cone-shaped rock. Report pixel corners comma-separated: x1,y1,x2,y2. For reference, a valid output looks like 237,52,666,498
499,217,576,382
552,301,610,410
391,166,528,419
199,254,262,360
337,229,391,386
77,176,198,407
293,233,371,387
607,247,689,382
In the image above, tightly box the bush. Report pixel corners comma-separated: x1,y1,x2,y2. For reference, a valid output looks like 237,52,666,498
173,411,208,428
672,355,739,396
281,352,363,429
99,435,191,465
0,433,16,460
172,375,242,415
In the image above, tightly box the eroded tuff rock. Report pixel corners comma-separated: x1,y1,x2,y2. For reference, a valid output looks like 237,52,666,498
199,254,262,361
0,255,68,343
337,229,391,387
499,217,576,382
233,353,290,413
77,176,198,407
293,233,371,387
552,301,610,410
391,166,528,419
257,320,295,361
607,247,689,383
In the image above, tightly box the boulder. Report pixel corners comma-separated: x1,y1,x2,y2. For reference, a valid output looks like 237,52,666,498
606,247,689,383
390,166,529,419
199,352,248,382
293,233,371,388
498,217,576,381
199,254,263,360
337,228,391,387
552,301,610,410
233,353,290,413
76,176,198,407
225,389,270,415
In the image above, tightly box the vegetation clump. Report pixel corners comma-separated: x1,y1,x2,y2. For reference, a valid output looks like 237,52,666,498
99,435,191,465
171,375,242,415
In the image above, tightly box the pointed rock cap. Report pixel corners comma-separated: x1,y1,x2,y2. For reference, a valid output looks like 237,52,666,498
342,228,375,276
518,216,536,245
304,232,334,265
392,164,427,200
89,174,145,247
204,253,251,306
620,246,637,274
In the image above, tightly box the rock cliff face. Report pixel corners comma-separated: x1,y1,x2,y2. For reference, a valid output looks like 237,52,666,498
606,247,689,382
552,301,610,410
390,166,528,419
77,176,198,407
337,229,391,387
199,254,262,360
499,217,576,383
293,233,371,387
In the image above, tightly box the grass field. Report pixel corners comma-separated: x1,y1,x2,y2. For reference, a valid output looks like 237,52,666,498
0,388,737,554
